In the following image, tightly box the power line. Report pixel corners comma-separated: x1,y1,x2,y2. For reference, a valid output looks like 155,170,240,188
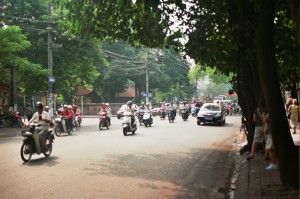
0,15,49,24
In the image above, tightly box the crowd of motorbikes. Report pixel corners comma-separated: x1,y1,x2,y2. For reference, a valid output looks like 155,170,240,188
16,100,241,163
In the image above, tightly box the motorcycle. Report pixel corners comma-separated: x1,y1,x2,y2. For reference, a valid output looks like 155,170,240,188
99,112,110,130
54,116,73,136
77,115,82,127
0,113,11,128
181,109,189,121
20,123,55,162
226,106,233,116
15,112,23,128
160,109,166,120
137,110,144,126
143,110,153,127
168,110,176,123
122,111,137,136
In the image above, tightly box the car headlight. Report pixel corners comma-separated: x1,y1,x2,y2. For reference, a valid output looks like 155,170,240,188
215,112,222,117
197,112,203,117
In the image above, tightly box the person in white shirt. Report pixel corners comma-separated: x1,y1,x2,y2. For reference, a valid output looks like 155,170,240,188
26,102,51,154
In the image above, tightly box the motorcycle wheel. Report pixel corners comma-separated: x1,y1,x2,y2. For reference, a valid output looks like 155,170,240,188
106,122,110,129
55,127,61,137
99,121,104,130
43,138,52,157
20,142,32,162
123,128,128,136
68,128,73,135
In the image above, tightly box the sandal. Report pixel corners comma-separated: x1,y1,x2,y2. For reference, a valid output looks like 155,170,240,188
247,156,254,160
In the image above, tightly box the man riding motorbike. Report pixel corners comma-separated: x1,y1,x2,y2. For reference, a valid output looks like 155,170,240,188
60,105,73,133
125,101,137,128
25,102,51,154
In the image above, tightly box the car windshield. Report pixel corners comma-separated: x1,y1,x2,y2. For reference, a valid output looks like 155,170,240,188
201,104,221,111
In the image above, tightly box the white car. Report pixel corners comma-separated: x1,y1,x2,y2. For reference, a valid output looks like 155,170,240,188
197,103,226,126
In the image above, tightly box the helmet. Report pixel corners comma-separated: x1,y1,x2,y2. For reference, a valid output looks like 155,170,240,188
102,103,105,106
67,105,72,109
127,101,132,105
146,103,150,106
45,106,50,110
63,105,68,108
141,102,145,105
35,101,43,108
106,103,109,106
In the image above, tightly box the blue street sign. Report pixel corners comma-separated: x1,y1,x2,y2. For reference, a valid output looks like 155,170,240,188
49,76,55,83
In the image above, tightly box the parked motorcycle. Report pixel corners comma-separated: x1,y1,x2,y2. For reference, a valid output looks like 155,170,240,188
54,116,73,136
20,123,55,162
160,109,166,120
143,110,153,127
181,109,189,121
99,112,110,130
168,110,176,123
0,113,12,128
122,111,137,136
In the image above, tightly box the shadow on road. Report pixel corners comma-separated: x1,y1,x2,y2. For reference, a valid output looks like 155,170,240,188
23,156,60,167
84,145,235,199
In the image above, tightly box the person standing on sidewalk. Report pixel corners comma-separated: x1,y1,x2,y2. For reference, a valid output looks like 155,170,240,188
247,102,265,160
285,97,293,128
288,99,299,134
262,112,278,170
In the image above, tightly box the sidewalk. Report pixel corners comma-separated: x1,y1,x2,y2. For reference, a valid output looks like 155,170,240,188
234,130,300,199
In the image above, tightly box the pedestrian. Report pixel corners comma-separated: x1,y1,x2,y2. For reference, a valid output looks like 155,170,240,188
25,105,32,121
285,96,293,128
247,100,265,160
288,99,299,134
262,112,278,170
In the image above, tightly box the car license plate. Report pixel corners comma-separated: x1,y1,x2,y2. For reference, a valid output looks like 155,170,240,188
205,117,212,120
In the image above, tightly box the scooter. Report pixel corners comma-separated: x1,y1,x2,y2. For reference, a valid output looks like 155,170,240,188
137,110,144,126
168,110,175,123
54,116,73,136
99,112,110,130
122,111,137,136
181,109,189,121
143,110,153,127
20,123,55,163
160,109,166,120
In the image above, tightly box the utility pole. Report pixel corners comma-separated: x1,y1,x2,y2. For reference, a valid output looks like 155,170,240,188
47,1,54,113
145,49,149,103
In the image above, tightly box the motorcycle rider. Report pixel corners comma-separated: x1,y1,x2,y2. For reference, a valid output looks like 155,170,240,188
168,101,176,118
45,106,55,126
125,101,136,128
25,102,51,154
98,103,110,125
106,103,111,125
72,105,81,127
60,105,73,133
139,102,146,110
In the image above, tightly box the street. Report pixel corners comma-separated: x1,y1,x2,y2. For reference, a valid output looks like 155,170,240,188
0,115,241,199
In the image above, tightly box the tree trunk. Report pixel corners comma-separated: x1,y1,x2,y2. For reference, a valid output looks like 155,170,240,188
255,0,299,189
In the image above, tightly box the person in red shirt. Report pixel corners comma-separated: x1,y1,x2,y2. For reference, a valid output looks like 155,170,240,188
72,105,81,127
60,105,73,132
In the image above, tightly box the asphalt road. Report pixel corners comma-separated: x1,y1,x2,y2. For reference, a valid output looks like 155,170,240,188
0,114,241,199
